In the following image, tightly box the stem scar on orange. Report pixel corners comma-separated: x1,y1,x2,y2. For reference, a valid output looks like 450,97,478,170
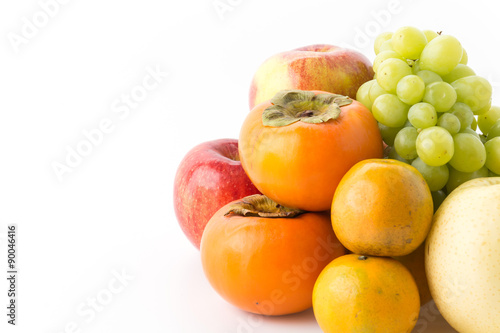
313,254,420,333
331,159,433,257
200,194,346,316
239,90,384,211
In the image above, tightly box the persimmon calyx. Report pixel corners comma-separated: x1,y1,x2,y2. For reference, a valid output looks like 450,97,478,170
224,194,305,218
262,90,352,127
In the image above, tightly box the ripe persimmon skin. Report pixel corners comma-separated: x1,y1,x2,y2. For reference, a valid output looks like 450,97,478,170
200,202,346,316
239,91,384,212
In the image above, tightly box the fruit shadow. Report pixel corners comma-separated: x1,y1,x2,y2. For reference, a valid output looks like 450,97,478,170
239,307,318,327
270,307,317,325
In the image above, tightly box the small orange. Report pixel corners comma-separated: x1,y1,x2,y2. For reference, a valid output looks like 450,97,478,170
331,159,433,257
312,254,420,333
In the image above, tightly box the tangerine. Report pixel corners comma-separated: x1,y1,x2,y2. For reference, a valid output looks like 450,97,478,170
331,159,433,256
313,254,420,333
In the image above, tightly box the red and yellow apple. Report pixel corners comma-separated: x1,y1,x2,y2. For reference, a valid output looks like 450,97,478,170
173,139,260,249
249,44,374,109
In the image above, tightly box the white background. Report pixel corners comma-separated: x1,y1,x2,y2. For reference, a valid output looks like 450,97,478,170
1,0,498,332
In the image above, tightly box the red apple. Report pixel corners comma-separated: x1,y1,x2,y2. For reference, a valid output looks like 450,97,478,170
174,139,260,249
249,44,374,109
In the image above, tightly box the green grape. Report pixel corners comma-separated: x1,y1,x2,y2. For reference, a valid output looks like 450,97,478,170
372,94,410,127
408,102,437,129
449,133,486,172
415,70,442,85
416,126,454,166
387,146,411,164
373,50,405,73
431,190,447,212
396,75,425,105
446,165,489,193
378,123,403,146
411,157,449,191
478,106,500,135
376,58,412,94
420,35,463,76
471,116,478,131
460,127,480,140
474,102,492,116
423,30,439,42
423,81,457,112
459,48,468,65
451,76,492,114
411,59,421,74
379,39,395,53
441,64,475,83
487,119,500,141
356,79,376,110
437,113,461,135
394,127,418,160
450,102,474,130
435,111,445,118
374,32,394,55
484,137,500,174
391,26,427,59
369,81,388,103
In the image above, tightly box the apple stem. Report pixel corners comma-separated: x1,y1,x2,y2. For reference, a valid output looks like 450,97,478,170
262,90,352,127
220,146,240,162
224,194,305,218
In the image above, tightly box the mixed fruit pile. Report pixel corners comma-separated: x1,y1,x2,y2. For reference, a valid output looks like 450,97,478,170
174,26,500,333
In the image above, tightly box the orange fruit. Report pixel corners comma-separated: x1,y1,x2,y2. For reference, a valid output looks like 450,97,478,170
312,254,420,333
393,242,433,306
200,194,346,316
239,90,383,212
331,159,433,257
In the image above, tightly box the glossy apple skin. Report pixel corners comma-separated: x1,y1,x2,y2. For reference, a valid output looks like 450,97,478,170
174,139,260,249
249,44,374,109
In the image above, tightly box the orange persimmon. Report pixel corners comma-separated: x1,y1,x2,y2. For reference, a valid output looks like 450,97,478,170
239,90,383,211
200,194,346,316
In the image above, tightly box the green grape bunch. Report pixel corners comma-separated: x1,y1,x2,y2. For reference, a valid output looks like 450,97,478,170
356,26,500,206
